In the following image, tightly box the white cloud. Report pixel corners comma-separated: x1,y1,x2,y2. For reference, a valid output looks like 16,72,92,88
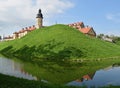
106,13,120,23
0,0,74,35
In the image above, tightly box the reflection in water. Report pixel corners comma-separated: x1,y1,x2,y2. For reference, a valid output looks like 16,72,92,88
1,56,120,87
75,73,95,83
0,57,37,80
67,66,120,87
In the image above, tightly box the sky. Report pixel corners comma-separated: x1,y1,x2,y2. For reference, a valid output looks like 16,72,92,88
0,0,120,36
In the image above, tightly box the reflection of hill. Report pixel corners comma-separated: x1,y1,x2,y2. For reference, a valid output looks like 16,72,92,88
103,64,120,71
103,66,113,71
74,65,120,84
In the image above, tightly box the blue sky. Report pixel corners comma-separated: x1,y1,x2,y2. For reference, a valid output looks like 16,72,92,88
0,0,120,36
57,0,120,35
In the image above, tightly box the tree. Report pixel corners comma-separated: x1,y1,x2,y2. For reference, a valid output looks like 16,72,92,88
105,35,109,38
97,34,104,39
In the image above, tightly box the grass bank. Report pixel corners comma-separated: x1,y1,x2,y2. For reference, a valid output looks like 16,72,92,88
0,73,84,88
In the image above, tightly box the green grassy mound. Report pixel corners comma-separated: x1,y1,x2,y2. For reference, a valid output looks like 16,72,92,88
0,24,120,61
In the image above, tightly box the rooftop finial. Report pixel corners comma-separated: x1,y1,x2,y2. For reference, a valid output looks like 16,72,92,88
39,9,41,13
36,9,43,18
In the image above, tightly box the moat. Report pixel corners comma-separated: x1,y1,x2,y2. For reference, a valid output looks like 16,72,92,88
0,56,120,87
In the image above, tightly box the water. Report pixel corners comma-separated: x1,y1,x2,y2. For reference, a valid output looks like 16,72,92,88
1,56,120,87
67,66,120,87
0,57,37,80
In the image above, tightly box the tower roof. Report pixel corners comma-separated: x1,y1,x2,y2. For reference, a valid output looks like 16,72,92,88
36,9,43,18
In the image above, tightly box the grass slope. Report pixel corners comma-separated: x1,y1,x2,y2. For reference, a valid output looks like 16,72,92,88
0,24,120,60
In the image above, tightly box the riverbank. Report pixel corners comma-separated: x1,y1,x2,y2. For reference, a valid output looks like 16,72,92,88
0,73,84,88
0,68,120,88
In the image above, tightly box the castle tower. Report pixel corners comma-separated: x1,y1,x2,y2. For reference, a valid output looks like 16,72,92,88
36,9,43,29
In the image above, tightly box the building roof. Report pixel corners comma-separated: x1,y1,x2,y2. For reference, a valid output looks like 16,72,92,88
28,26,36,31
77,22,84,25
19,29,26,33
13,32,19,34
68,22,84,26
3,36,13,39
79,27,92,34
13,25,36,34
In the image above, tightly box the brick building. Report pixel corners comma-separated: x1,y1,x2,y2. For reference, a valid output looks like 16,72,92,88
68,22,96,37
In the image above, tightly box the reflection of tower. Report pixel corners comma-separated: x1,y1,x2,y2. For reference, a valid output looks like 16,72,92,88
36,9,43,29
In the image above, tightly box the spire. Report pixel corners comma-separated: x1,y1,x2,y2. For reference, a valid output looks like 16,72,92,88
36,9,43,18
39,9,41,13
